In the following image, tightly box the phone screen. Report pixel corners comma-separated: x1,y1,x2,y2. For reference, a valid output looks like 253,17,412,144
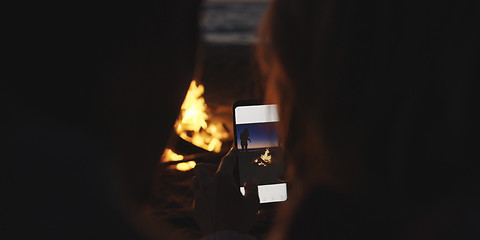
234,103,287,204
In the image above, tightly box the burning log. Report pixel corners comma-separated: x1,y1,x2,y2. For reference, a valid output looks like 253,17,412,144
161,80,232,171
253,148,272,167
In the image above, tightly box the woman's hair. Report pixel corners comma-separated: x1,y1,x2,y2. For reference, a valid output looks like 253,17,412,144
257,0,478,197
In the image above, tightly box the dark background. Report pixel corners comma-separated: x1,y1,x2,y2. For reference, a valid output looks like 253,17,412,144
238,147,286,186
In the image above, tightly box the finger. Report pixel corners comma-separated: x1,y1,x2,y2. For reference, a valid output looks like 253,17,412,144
215,173,242,198
193,164,214,191
194,164,215,180
194,163,218,176
243,182,260,211
217,147,238,175
243,182,259,201
191,176,201,195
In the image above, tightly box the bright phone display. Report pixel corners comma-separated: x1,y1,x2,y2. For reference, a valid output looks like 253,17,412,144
233,101,287,204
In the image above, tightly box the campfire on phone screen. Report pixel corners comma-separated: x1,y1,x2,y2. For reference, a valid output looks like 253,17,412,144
253,148,272,167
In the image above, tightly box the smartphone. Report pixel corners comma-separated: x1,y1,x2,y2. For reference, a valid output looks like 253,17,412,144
233,100,287,204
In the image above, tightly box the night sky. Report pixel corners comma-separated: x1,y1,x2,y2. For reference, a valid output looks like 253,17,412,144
236,122,279,149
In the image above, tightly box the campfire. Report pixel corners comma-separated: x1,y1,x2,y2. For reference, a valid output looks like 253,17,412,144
254,148,272,167
161,80,230,171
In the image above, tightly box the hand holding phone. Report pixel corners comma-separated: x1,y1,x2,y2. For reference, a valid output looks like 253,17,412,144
233,100,288,205
192,148,259,236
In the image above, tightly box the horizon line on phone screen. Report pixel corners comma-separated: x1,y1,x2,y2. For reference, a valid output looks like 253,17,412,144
235,104,287,204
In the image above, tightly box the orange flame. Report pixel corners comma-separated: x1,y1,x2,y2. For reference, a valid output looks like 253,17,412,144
175,80,228,153
176,161,197,172
161,80,229,171
161,148,196,171
162,148,184,162
254,148,272,166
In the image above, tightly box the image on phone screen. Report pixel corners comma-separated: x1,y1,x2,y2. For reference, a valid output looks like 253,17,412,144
234,103,287,204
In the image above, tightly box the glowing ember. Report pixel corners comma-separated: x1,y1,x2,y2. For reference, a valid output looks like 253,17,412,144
160,148,196,171
175,80,228,153
161,148,184,162
253,148,272,166
176,161,196,172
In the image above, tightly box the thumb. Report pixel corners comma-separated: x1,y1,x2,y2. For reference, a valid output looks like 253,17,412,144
243,182,259,208
217,147,238,175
